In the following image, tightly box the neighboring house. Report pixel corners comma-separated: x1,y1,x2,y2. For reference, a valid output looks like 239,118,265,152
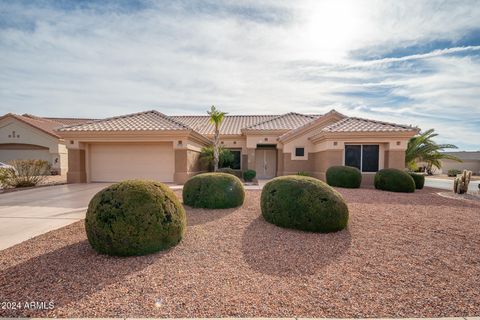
438,151,480,175
56,109,418,184
0,113,94,174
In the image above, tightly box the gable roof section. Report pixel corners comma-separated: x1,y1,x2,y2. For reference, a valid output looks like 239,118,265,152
0,113,64,139
278,109,346,142
57,110,192,132
242,112,321,132
171,115,278,135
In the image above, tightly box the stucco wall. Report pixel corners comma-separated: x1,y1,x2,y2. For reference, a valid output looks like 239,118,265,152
440,159,480,175
67,149,86,183
385,150,406,170
0,117,67,174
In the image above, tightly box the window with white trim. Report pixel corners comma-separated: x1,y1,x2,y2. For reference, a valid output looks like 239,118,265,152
295,147,305,157
345,144,379,172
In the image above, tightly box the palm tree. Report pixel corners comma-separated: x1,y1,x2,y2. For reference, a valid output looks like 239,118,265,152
405,128,461,171
207,105,227,172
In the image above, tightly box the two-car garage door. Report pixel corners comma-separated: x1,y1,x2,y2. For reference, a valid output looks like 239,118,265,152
89,142,174,182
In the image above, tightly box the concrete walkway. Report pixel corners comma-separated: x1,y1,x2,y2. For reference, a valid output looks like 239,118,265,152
0,183,110,250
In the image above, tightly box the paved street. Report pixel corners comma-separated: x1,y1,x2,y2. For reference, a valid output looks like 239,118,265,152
425,177,480,191
0,183,110,250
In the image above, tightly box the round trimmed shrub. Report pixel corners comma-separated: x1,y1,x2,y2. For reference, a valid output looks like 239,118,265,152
374,169,415,193
217,167,236,175
243,169,256,182
408,172,425,189
261,175,349,233
183,172,245,209
85,180,186,256
326,166,362,188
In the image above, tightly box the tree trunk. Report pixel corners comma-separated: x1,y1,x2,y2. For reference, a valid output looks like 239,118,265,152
213,126,219,172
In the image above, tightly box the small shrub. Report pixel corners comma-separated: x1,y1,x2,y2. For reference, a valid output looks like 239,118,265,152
374,168,415,193
183,173,245,209
326,166,362,188
217,167,236,175
1,159,50,188
261,175,349,233
85,180,186,256
199,146,234,171
408,172,425,189
296,171,310,176
243,169,256,182
447,169,461,177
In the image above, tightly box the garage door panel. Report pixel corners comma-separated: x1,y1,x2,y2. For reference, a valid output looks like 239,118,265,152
89,143,174,182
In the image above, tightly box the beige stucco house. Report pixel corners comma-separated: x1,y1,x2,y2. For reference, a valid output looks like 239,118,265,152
438,151,480,175
0,113,93,174
56,109,418,185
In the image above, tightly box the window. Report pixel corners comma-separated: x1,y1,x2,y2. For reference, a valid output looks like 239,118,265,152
227,150,241,170
295,147,305,157
345,145,379,172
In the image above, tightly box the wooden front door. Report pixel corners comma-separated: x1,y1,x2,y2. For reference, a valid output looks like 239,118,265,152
255,149,277,179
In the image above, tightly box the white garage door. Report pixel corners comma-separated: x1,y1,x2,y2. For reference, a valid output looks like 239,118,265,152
89,142,175,182
0,145,51,163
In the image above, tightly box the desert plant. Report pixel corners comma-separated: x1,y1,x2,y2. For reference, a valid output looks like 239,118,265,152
243,169,256,182
447,169,462,177
199,145,234,171
374,168,415,193
405,128,461,171
1,159,50,188
0,168,11,188
208,105,227,172
261,175,349,232
85,180,186,256
326,166,362,188
408,172,425,189
453,170,472,194
183,173,245,209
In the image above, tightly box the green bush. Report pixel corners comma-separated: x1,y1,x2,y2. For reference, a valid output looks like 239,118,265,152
217,167,236,175
243,169,256,182
261,175,349,233
326,166,362,188
408,172,425,189
296,171,310,176
85,180,186,256
374,169,415,193
0,159,50,188
447,169,461,177
183,173,245,209
199,146,234,171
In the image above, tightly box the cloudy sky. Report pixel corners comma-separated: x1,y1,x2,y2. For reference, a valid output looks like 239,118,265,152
1,0,479,150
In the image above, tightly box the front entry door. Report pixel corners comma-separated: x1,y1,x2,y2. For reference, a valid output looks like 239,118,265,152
255,149,277,179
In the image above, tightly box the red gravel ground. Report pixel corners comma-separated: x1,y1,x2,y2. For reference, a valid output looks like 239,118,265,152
0,187,479,318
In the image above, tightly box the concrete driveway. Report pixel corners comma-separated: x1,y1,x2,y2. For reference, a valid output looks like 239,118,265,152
0,183,110,250
425,177,480,191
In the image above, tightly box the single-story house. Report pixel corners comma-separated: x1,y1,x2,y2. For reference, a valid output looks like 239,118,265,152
0,113,94,174
438,151,480,175
56,109,418,185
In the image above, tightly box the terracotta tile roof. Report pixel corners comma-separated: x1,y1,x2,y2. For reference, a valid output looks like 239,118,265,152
0,113,64,138
243,112,321,131
41,117,96,126
57,110,191,132
278,109,346,142
321,117,417,133
171,115,279,135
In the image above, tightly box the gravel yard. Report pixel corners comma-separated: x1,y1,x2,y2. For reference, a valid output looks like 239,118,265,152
0,187,479,318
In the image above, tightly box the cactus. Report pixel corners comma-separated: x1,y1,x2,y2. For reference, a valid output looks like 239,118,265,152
453,170,472,194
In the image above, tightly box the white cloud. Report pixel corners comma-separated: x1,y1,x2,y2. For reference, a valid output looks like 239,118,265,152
0,0,479,149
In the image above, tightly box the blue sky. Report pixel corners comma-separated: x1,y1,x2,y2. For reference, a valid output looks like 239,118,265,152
1,0,479,150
